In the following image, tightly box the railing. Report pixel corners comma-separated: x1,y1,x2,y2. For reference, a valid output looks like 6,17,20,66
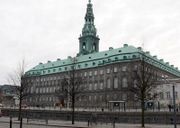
1,105,180,112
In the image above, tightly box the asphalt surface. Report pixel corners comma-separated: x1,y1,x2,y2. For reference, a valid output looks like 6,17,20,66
0,117,180,128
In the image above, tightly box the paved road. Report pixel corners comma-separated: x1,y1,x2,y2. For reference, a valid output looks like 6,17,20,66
0,122,68,128
0,117,180,128
1,122,180,128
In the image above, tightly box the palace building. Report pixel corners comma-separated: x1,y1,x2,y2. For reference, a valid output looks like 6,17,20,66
24,1,180,108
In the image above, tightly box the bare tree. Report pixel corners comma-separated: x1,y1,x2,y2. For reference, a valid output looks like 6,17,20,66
8,60,28,121
130,55,159,128
55,57,84,124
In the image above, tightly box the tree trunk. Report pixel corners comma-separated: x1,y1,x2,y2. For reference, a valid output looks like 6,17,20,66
141,97,145,128
72,93,75,124
18,95,22,121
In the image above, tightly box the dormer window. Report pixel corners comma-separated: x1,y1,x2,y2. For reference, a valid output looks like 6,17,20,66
123,56,127,59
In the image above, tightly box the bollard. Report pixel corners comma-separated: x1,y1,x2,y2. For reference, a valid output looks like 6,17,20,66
113,119,115,128
45,119,48,125
88,119,89,127
10,116,12,128
20,117,23,128
27,117,29,124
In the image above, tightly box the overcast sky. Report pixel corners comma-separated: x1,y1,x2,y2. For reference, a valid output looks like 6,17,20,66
0,0,180,84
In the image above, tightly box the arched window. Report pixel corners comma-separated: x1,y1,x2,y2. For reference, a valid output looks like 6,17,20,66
82,42,86,50
93,43,96,51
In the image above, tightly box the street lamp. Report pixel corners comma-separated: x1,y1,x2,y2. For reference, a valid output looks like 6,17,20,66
163,77,177,128
172,83,177,128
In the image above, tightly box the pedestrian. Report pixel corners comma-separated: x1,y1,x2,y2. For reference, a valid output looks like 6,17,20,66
168,104,171,112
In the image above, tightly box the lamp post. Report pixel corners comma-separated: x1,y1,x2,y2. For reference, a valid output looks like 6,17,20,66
172,84,177,128
165,78,177,128
162,77,177,128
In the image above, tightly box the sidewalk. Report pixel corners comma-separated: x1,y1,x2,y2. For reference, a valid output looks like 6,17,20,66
0,116,180,128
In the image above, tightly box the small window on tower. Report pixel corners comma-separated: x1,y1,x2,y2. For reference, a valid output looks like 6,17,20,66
83,42,86,50
93,43,96,51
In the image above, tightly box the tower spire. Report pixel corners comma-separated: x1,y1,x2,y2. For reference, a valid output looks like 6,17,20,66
78,0,100,56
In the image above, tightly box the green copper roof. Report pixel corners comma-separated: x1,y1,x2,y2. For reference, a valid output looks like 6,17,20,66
24,1,180,78
25,44,180,77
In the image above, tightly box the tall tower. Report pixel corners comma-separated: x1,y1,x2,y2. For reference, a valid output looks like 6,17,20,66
78,0,100,56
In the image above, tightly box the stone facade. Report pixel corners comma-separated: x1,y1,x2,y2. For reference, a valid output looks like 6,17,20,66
24,60,178,108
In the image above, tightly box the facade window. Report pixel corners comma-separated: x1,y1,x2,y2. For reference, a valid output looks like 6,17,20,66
99,95,102,101
107,68,110,73
46,87,48,93
79,96,81,102
134,65,138,71
84,72,87,77
159,92,164,100
122,77,128,87
113,77,118,88
107,78,111,88
89,71,92,76
35,88,38,93
43,88,46,93
40,88,42,93
100,70,104,75
30,87,33,93
114,94,117,100
100,82,103,89
94,95,97,101
89,84,92,90
94,83,97,90
122,93,127,100
107,94,110,100
122,66,127,71
89,96,91,101
166,92,170,99
50,87,52,93
94,70,97,75
114,67,118,72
